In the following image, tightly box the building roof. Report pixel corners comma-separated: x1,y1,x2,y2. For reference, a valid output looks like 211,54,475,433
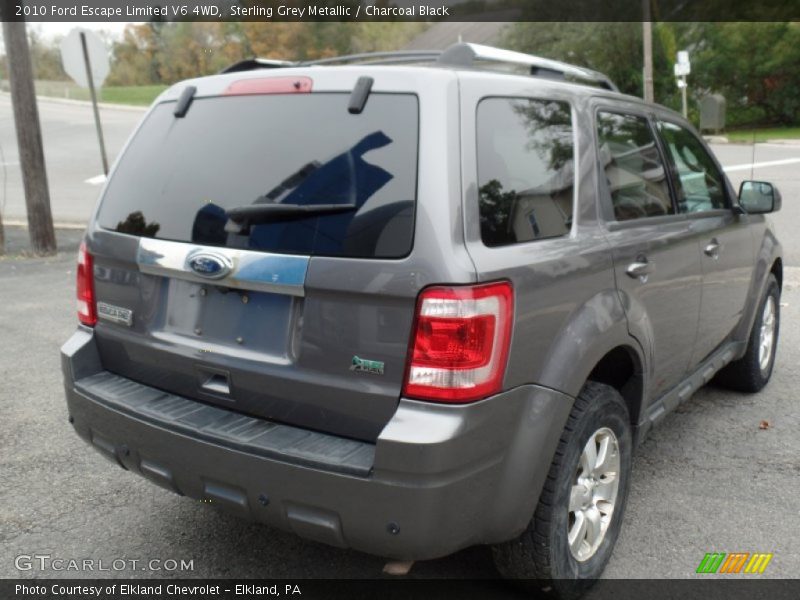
401,22,510,51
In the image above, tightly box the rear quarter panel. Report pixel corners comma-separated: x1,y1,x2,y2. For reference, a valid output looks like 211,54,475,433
457,73,639,399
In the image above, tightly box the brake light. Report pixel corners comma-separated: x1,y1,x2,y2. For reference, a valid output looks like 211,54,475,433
223,76,313,96
403,281,513,403
76,242,96,327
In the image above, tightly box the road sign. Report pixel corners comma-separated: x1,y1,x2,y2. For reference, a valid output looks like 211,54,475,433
59,28,109,89
676,50,691,75
674,63,690,77
59,28,110,174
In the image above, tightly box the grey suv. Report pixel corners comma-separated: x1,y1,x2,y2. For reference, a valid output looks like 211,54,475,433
61,43,783,593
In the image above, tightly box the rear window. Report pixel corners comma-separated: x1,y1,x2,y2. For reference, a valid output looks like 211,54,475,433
97,92,419,258
476,97,574,247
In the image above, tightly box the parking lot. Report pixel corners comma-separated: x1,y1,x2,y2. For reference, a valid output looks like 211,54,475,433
1,98,799,584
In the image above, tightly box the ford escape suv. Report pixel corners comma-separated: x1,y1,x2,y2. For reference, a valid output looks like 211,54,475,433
61,43,783,594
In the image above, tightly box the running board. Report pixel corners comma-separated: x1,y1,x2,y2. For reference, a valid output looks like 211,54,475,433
642,341,746,432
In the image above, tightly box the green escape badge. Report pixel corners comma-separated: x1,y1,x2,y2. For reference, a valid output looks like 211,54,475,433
350,356,385,375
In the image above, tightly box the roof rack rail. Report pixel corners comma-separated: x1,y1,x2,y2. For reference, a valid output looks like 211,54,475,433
217,43,618,92
301,50,441,67
219,51,440,74
437,43,619,92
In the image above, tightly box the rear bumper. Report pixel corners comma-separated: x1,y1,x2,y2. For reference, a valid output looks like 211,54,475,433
61,328,573,560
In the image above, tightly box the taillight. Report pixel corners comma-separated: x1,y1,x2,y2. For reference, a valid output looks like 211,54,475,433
403,281,514,403
76,242,96,327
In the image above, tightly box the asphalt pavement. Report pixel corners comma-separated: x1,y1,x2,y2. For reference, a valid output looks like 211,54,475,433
1,247,799,583
0,94,143,224
1,96,799,586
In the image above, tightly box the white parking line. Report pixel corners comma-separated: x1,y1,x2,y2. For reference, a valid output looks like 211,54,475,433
723,157,800,173
85,174,107,185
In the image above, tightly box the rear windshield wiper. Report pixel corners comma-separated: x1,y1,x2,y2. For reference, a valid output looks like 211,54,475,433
224,202,357,230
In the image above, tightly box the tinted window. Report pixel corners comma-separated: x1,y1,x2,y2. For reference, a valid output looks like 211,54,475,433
97,93,418,258
477,98,574,247
658,120,727,213
596,112,673,221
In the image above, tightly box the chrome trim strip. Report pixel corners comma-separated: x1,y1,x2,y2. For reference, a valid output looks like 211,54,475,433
136,238,308,296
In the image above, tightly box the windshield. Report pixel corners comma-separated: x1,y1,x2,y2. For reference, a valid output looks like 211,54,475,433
97,92,419,258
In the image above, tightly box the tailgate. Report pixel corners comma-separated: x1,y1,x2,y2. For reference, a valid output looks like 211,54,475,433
90,234,419,442
87,83,424,441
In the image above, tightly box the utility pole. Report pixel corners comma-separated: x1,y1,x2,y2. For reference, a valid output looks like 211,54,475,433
0,198,4,256
642,1,654,103
2,21,57,255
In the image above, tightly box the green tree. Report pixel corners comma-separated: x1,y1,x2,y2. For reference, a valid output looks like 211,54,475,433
27,28,67,81
504,22,800,128
685,22,800,125
106,22,429,86
503,23,676,100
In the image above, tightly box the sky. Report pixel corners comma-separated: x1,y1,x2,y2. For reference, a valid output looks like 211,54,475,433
31,22,132,41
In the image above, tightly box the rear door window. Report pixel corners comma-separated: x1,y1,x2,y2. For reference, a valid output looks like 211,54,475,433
476,97,575,247
596,111,674,221
98,92,419,258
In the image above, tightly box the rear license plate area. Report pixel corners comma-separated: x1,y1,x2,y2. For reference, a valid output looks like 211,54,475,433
159,279,297,357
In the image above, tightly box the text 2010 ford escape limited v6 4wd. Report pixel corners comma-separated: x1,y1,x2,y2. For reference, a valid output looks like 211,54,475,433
61,43,783,595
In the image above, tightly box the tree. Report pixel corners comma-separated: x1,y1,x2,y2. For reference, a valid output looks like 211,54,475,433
27,27,67,81
685,22,800,126
504,22,800,128
105,22,430,86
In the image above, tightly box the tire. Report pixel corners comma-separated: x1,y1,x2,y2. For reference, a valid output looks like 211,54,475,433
714,274,780,393
492,381,633,599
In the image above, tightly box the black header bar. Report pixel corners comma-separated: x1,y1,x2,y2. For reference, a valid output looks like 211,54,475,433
2,0,800,22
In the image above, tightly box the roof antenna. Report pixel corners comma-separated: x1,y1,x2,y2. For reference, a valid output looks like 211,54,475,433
458,34,463,43
750,129,756,181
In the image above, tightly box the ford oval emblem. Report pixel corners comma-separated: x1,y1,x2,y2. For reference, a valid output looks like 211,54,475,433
187,252,233,279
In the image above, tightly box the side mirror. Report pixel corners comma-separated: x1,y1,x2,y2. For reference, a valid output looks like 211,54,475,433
738,180,781,214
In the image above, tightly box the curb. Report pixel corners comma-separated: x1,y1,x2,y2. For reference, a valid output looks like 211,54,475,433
764,139,800,146
0,91,147,113
704,136,800,146
4,220,87,230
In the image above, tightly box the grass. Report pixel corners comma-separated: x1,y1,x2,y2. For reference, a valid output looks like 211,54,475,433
98,85,168,106
725,127,800,143
28,80,168,106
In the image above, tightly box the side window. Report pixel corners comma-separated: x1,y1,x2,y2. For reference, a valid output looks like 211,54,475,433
658,121,727,213
477,98,574,247
596,111,674,221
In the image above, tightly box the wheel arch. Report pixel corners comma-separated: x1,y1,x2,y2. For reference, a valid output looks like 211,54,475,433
585,344,645,437
771,256,783,290
732,230,782,349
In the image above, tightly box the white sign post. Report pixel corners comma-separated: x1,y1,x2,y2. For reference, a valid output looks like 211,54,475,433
60,28,110,175
674,50,691,119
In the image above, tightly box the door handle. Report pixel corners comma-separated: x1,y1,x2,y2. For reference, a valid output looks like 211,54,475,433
704,239,721,259
626,258,653,282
